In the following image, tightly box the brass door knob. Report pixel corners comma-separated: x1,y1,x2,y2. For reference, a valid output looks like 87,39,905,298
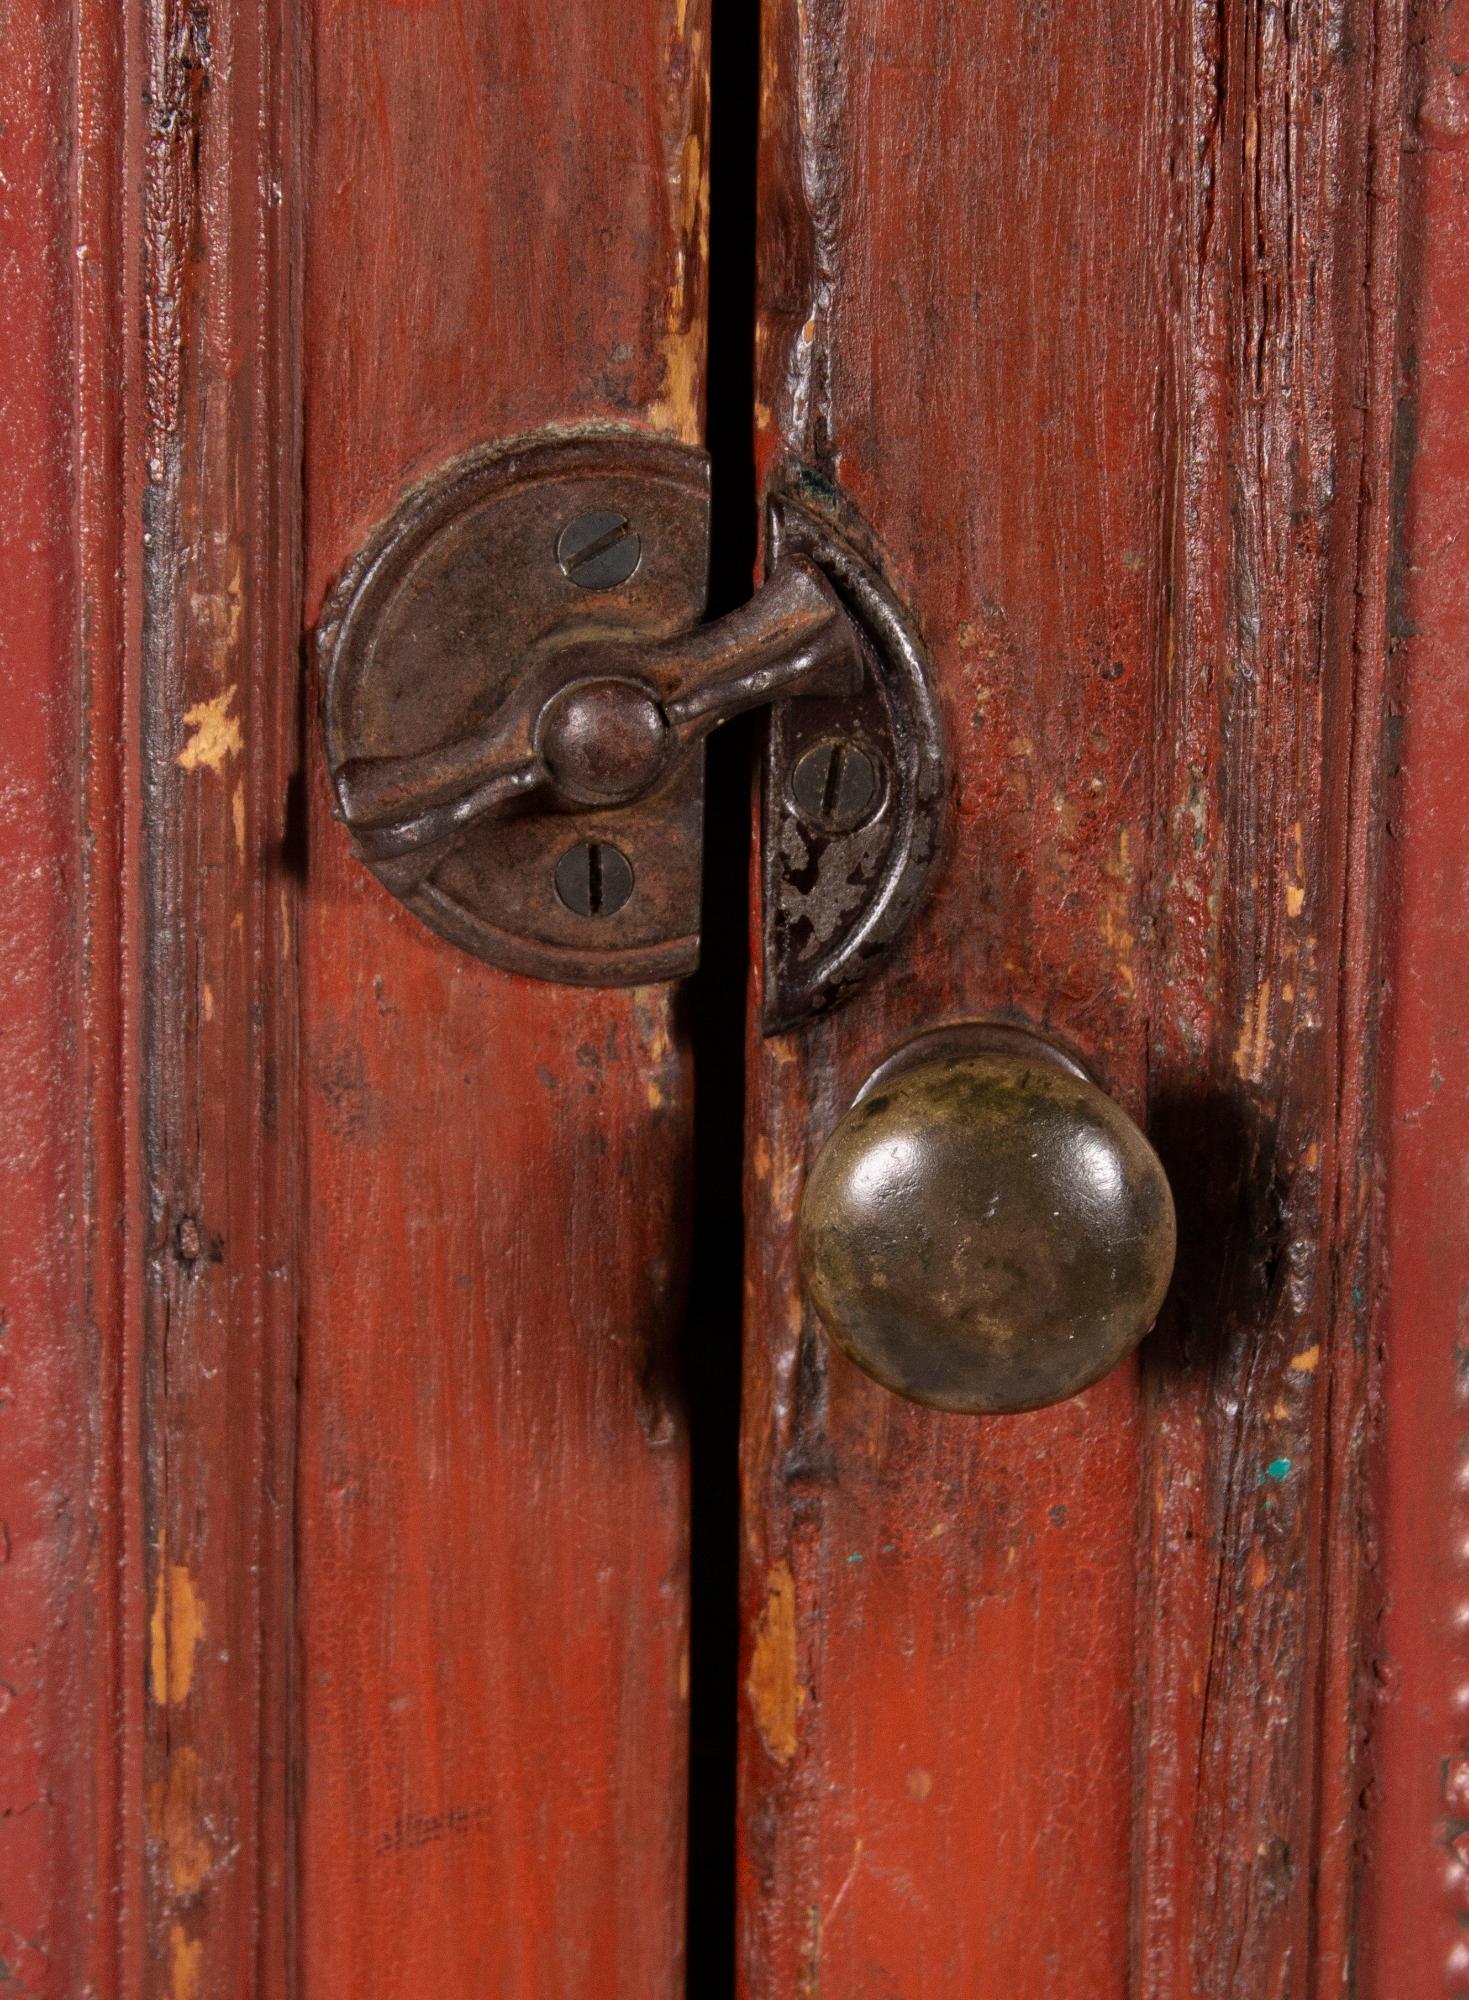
799,1022,1176,1413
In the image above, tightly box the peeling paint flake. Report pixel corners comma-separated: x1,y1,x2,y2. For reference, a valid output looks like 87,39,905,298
177,685,243,773
148,1746,212,1894
170,1923,204,2000
150,1561,205,1705
747,1559,806,1764
1234,980,1273,1082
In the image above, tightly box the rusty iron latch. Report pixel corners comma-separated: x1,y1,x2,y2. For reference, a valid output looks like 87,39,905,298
317,431,943,1031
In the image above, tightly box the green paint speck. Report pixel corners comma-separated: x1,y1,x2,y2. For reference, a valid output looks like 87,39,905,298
1265,1457,1292,1482
847,1551,863,1564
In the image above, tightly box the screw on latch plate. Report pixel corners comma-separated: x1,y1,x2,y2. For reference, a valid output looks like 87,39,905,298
317,431,943,1029
790,738,883,833
554,840,635,918
556,508,643,590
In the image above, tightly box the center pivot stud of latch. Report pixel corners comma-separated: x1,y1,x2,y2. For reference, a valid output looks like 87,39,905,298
538,676,668,807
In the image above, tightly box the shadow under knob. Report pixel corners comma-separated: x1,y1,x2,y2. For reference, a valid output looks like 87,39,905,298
798,1022,1176,1414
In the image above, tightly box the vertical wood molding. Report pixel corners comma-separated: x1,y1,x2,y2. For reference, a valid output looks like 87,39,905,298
1136,0,1405,1993
1363,0,1469,1988
133,0,304,1990
1,0,304,1991
1,5,134,1990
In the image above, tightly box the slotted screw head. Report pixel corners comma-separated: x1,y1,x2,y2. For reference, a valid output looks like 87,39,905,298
556,509,643,590
554,839,635,918
790,738,881,833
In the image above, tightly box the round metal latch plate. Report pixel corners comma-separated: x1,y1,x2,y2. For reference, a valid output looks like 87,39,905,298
317,432,711,985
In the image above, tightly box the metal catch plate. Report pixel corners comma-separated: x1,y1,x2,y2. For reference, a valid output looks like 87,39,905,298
761,481,946,1033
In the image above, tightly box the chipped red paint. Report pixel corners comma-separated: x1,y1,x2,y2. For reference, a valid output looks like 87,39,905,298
1362,1,1469,1990
741,1,1404,1993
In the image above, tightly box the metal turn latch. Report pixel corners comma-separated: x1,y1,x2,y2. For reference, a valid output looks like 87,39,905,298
317,432,943,1031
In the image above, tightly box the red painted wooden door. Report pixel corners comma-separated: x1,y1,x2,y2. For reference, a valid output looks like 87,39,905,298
2,0,1466,1994
740,3,1387,1991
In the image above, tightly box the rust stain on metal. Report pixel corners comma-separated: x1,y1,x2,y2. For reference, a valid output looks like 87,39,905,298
150,1562,204,1705
176,685,242,773
747,1559,806,1764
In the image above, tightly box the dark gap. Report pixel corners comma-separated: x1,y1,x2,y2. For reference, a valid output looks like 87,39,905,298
683,2,761,1993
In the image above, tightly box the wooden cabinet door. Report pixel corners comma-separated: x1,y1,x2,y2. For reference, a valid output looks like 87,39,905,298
735,5,1462,1996
4,3,707,1994
2,0,1462,1994
739,2,1383,1992
294,10,704,1994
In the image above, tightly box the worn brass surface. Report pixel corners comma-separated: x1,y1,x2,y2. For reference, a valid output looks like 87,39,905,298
799,1024,1176,1413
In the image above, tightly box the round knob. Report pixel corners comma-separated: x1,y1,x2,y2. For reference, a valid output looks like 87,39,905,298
799,1022,1176,1414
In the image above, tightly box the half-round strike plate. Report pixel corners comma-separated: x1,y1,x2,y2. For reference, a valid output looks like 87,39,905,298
761,477,946,1035
317,431,711,985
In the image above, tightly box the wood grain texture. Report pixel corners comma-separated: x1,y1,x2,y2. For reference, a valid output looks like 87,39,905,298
134,1,303,1991
296,2,709,1992
0,7,126,1991
742,1,1401,1993
1361,1,1469,1990
1,0,301,1992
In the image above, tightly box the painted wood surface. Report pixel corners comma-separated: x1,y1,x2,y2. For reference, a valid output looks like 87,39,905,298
740,1,1402,1993
1362,0,1469,1989
2,0,301,1993
0,8,125,1991
295,1,709,1994
3,0,1458,1992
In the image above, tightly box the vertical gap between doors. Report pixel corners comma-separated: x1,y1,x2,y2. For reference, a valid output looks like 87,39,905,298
684,2,762,1992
